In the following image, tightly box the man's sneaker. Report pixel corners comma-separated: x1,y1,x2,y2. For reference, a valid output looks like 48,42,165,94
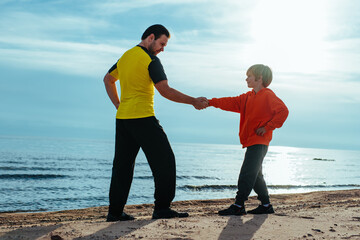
247,204,275,214
218,204,246,216
106,212,135,222
152,208,189,219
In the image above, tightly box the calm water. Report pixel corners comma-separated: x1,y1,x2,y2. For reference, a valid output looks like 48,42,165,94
0,136,359,213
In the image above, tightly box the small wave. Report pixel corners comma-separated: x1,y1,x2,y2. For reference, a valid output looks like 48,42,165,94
0,166,85,171
177,176,221,180
180,185,237,191
0,186,79,192
268,184,360,189
1,156,110,163
133,176,220,180
313,158,335,161
180,184,360,191
0,174,68,180
134,176,153,180
45,195,107,203
135,162,149,166
28,156,108,162
0,167,30,171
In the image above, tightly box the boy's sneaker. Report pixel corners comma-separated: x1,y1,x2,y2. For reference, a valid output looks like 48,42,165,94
218,204,246,216
106,212,135,222
247,204,275,214
152,208,189,219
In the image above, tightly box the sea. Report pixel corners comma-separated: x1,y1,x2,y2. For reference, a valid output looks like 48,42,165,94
0,135,359,213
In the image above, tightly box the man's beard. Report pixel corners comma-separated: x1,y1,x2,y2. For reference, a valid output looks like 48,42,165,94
148,41,157,55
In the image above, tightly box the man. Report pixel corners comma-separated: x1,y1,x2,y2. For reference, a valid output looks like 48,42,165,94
103,24,207,221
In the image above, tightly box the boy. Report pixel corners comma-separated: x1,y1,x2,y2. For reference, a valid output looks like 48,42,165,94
207,64,289,215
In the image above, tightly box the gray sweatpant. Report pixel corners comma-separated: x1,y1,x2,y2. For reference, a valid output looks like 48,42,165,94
235,144,270,205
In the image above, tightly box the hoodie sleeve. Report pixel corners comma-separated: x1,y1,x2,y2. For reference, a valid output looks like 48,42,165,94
264,94,289,131
208,95,243,113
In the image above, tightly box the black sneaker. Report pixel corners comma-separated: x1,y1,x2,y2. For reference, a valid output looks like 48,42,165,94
247,204,275,214
106,212,135,222
152,208,189,219
218,204,246,216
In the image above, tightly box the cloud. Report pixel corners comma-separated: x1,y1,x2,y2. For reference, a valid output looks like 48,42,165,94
0,10,108,39
1,0,360,90
0,36,129,77
90,0,209,14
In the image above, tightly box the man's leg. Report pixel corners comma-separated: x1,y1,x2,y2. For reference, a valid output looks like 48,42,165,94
235,144,268,205
130,117,176,210
108,119,140,216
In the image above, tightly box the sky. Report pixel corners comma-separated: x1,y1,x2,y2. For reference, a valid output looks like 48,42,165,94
0,0,359,150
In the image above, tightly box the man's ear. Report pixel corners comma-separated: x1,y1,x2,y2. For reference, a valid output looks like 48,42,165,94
147,33,155,42
256,75,263,81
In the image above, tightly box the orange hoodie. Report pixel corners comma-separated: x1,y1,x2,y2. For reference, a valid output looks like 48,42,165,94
209,88,289,148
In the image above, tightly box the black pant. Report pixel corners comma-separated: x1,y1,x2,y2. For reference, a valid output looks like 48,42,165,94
235,144,270,206
108,117,176,215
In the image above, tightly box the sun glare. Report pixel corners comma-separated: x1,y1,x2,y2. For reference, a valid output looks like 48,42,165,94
248,0,328,72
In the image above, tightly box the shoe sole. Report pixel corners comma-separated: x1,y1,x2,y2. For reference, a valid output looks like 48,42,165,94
248,209,275,214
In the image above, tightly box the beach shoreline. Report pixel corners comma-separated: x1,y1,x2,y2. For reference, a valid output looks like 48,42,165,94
0,189,359,239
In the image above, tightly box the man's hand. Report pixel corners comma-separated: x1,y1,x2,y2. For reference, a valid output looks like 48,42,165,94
256,127,267,136
192,97,208,110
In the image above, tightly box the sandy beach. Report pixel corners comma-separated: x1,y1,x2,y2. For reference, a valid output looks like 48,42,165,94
0,189,359,240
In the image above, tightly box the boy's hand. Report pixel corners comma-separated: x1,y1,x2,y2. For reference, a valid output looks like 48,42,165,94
193,97,208,110
256,127,267,136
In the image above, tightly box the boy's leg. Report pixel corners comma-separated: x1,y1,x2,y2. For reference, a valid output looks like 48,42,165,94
108,119,140,216
130,117,176,210
247,165,274,214
235,144,268,206
253,166,270,204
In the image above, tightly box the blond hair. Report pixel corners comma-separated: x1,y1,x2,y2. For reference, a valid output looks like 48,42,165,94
247,64,273,87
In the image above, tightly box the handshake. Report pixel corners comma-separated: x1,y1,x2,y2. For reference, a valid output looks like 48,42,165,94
192,97,209,110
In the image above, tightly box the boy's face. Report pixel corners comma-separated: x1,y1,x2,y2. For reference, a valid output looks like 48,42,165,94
246,72,257,88
246,72,264,91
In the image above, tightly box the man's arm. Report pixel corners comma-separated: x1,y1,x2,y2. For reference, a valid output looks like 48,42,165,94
155,80,207,110
103,72,120,109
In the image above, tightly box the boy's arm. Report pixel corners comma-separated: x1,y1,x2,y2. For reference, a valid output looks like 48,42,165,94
208,96,243,113
264,96,289,132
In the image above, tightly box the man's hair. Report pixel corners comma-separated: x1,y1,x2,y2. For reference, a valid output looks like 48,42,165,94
247,64,273,87
141,24,170,40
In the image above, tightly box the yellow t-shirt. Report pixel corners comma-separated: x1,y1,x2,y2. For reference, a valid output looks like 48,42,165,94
108,46,167,119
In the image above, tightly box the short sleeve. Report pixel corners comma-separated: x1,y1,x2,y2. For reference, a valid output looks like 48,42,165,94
148,57,167,84
108,62,119,79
